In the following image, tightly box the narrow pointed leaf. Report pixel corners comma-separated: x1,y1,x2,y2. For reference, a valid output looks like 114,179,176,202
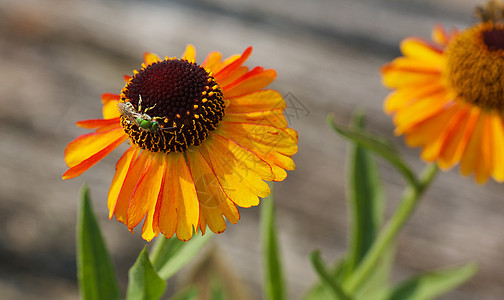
346,113,384,273
77,185,120,300
328,114,418,188
261,184,286,300
152,233,213,280
379,263,477,300
126,247,166,300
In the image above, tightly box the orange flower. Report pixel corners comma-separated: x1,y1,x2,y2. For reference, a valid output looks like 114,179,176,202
63,45,298,241
381,22,504,183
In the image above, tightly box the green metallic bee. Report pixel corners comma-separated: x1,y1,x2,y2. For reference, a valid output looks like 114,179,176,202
117,95,173,132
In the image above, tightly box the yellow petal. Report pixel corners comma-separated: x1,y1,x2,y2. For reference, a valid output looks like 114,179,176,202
202,51,223,73
226,90,286,113
400,38,444,66
159,153,199,241
384,81,445,113
144,52,161,65
182,44,196,63
490,113,504,181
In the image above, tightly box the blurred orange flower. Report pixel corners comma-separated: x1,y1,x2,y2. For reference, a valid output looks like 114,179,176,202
63,45,298,241
382,22,504,183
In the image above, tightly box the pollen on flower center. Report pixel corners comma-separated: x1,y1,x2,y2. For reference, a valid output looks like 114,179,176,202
119,59,225,153
445,22,504,110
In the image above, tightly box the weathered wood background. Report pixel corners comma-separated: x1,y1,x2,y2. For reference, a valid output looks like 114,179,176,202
1,0,503,299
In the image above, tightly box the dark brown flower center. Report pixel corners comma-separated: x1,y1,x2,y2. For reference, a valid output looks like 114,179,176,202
119,59,225,153
483,28,504,51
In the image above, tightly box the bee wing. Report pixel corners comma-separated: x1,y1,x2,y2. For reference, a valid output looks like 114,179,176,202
117,102,142,124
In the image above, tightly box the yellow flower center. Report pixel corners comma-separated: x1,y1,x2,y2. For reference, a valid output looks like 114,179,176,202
119,59,225,153
445,22,504,110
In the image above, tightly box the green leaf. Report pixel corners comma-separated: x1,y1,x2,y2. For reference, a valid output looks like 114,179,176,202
126,247,166,300
346,112,385,273
328,114,418,189
77,184,120,300
379,263,477,300
151,233,213,280
261,184,286,300
310,251,352,300
168,287,199,300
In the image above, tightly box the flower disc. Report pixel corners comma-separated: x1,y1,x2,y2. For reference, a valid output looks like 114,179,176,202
120,59,225,153
445,22,504,110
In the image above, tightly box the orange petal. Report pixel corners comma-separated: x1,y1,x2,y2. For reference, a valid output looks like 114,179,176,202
182,44,196,63
159,153,199,241
127,152,166,231
394,92,452,134
438,105,478,169
114,150,153,223
76,118,120,129
460,111,489,182
223,68,277,98
214,47,252,82
64,128,126,167
108,146,140,219
62,133,128,180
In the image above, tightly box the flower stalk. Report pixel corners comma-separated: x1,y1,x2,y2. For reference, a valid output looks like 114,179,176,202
343,163,439,293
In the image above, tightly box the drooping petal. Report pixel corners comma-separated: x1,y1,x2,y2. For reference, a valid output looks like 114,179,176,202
113,150,153,223
108,146,140,218
127,152,166,233
460,113,489,183
437,105,479,169
489,113,504,181
187,146,236,234
158,153,199,241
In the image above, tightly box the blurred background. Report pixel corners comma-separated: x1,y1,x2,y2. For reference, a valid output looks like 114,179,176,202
1,0,503,299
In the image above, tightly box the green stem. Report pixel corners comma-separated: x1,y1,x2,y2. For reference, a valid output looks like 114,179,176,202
311,251,353,300
343,163,438,293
